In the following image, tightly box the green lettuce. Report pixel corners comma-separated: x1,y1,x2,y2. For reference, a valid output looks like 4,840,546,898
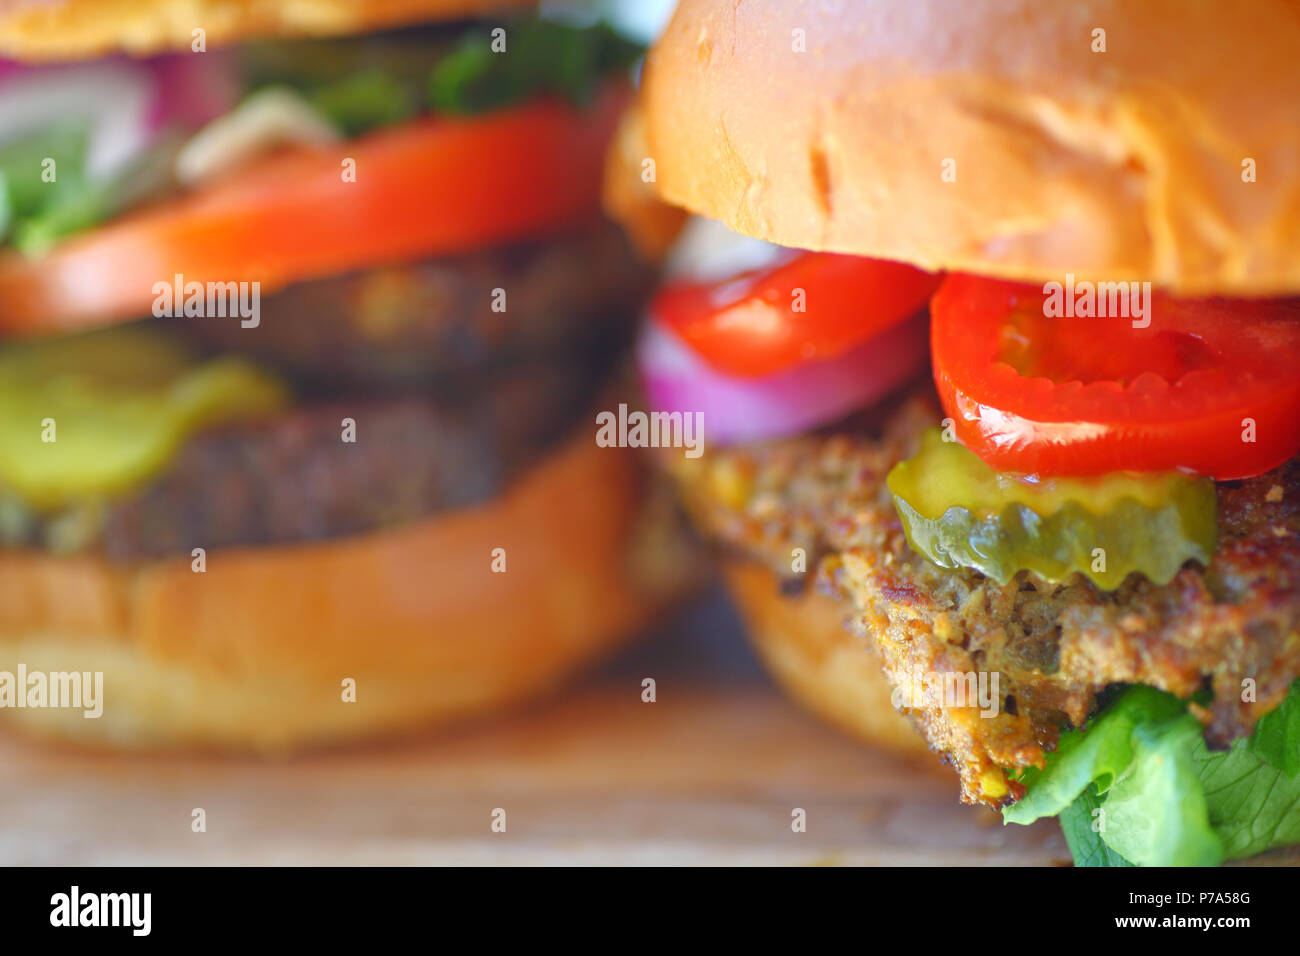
305,69,417,137
0,121,112,253
1252,680,1300,776
1057,785,1134,867
4,14,642,252
244,16,644,133
1004,680,1300,866
427,18,643,116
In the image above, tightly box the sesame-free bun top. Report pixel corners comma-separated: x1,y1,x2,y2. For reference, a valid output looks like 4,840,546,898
637,0,1300,294
0,0,534,61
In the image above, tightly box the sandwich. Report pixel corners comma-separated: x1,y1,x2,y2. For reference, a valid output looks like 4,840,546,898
608,0,1300,865
0,0,695,750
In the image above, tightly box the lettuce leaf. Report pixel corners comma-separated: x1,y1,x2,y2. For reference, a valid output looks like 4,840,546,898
1057,785,1134,868
0,121,96,250
305,69,417,137
1004,680,1300,866
244,16,642,132
427,18,642,116
1099,716,1222,865
6,14,643,251
1198,733,1300,858
1252,680,1300,776
1003,686,1184,824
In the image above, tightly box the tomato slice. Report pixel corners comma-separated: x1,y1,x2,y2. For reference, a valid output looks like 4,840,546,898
650,252,940,378
932,274,1300,479
0,85,626,335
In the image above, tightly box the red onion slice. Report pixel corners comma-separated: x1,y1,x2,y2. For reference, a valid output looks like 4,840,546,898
639,313,930,447
146,51,240,131
0,53,236,180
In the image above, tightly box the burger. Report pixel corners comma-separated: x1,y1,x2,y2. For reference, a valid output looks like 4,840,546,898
608,0,1300,865
0,0,697,750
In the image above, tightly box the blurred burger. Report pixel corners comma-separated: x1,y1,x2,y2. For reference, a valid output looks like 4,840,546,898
0,0,696,750
609,0,1300,865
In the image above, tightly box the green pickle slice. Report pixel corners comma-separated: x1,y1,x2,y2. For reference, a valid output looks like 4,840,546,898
887,429,1217,590
0,325,288,512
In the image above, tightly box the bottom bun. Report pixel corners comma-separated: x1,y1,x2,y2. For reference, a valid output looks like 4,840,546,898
722,559,930,758
0,426,694,751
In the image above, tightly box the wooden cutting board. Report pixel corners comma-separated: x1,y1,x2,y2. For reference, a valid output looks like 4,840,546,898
0,593,1070,865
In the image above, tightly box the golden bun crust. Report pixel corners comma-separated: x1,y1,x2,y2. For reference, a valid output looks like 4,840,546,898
637,0,1300,294
0,428,695,751
0,0,534,61
602,107,690,262
722,560,930,758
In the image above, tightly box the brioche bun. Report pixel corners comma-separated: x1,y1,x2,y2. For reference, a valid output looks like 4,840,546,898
0,427,694,751
602,108,690,262
0,0,535,61
722,560,929,758
635,0,1300,294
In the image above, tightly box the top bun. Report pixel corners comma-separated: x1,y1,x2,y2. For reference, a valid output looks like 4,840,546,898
637,0,1300,294
0,0,534,61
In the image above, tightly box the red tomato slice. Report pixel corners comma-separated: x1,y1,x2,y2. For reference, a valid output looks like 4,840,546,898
0,85,626,335
932,274,1300,479
650,252,940,378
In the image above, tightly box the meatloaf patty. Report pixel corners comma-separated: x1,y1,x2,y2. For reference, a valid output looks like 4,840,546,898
672,388,1300,806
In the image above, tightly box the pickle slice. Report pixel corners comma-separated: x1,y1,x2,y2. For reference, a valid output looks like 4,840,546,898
0,325,288,511
887,429,1217,590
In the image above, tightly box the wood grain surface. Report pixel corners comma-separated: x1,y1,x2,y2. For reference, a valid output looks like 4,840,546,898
0,591,1071,866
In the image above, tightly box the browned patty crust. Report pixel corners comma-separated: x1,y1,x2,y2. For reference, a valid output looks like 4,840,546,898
0,219,648,559
5,355,614,560
672,389,1300,806
188,221,651,391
